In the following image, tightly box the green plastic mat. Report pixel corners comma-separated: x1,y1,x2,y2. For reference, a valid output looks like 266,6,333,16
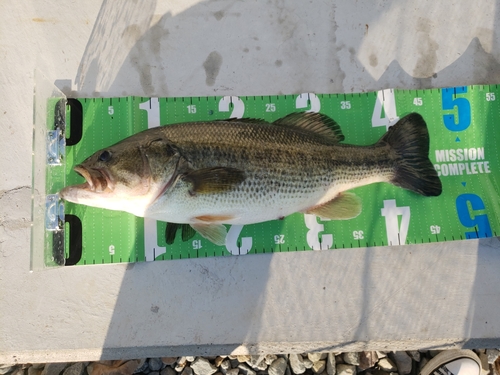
42,86,500,266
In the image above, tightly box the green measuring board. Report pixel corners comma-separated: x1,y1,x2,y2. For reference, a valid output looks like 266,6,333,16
56,86,499,266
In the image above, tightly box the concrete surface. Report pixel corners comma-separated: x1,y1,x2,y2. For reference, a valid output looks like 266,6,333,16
1,0,500,364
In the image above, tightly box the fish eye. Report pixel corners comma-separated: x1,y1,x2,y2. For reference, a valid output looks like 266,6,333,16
98,150,112,162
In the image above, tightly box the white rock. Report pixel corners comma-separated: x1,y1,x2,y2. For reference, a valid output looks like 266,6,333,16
376,352,387,359
308,354,327,363
226,369,239,375
391,351,412,375
377,358,397,372
237,356,251,363
289,354,306,375
343,353,359,366
186,357,196,363
191,358,218,375
303,358,313,369
327,353,336,375
246,355,267,371
265,355,279,366
336,364,355,375
486,349,500,364
312,361,326,374
268,358,287,375
359,352,378,370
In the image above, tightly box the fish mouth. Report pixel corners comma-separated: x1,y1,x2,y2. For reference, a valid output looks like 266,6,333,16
74,165,114,193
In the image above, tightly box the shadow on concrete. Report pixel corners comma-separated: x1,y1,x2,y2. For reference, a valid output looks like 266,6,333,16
68,0,500,357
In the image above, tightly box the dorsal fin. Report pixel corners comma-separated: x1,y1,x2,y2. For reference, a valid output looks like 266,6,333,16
273,112,345,143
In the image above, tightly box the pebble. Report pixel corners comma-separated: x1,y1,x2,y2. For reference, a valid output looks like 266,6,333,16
181,367,193,375
268,358,287,375
336,364,355,375
390,352,412,375
289,354,306,375
359,352,378,370
377,358,397,372
191,358,217,375
376,352,387,359
219,361,230,375
237,357,251,364
326,353,336,375
41,363,68,375
161,367,176,375
302,358,313,370
342,353,359,366
162,359,177,367
246,356,267,371
150,359,163,372
135,359,149,374
486,349,500,364
406,351,420,363
63,363,85,375
311,360,325,374
265,355,278,366
214,358,224,368
237,364,255,375
226,370,238,375
186,359,196,363
307,354,327,363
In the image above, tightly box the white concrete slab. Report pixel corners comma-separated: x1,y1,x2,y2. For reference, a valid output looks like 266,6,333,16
1,0,500,364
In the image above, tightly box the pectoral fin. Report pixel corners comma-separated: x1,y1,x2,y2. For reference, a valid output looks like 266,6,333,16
183,167,245,194
191,223,227,246
305,192,362,220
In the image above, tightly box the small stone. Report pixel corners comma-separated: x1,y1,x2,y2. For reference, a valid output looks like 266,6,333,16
237,364,255,375
134,359,148,374
220,361,231,374
246,356,267,371
228,357,237,361
343,353,359,366
326,353,336,375
487,349,500,364
160,367,176,375
303,359,313,370
41,363,68,375
229,361,240,370
178,358,189,367
335,356,343,365
265,356,278,366
406,351,421,362
191,358,217,375
162,358,177,367
268,358,287,375
478,351,490,375
149,359,163,372
359,352,378,371
375,352,387,359
181,367,193,375
63,363,85,375
237,357,251,364
226,370,239,375
91,361,142,375
336,364,355,375
312,361,326,374
377,358,397,372
289,354,306,375
29,368,42,375
186,358,196,363
215,358,225,368
390,352,412,375
308,354,327,363
0,366,14,375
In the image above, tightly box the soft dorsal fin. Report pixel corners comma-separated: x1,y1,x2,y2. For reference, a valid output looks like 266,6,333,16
273,112,345,143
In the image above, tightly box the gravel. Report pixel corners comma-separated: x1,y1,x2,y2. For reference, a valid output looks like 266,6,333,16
1,350,499,375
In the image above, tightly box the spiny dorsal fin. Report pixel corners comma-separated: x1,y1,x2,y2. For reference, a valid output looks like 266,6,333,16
273,112,345,143
182,167,246,194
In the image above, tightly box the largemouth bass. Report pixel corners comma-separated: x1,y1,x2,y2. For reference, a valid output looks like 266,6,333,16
60,112,442,245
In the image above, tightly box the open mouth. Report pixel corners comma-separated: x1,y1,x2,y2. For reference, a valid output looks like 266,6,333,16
74,165,113,193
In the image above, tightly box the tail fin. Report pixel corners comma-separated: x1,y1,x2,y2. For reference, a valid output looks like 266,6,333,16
380,113,442,196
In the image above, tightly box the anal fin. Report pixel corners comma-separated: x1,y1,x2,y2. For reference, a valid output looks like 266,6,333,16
305,192,362,220
191,223,227,246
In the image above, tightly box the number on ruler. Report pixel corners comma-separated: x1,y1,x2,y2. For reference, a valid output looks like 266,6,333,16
187,105,197,114
442,87,471,131
304,214,333,250
456,194,492,238
372,89,399,131
274,234,285,244
108,106,114,115
353,230,364,240
296,93,321,112
225,225,252,255
108,245,115,255
341,101,351,110
192,239,202,250
486,92,496,101
219,96,245,118
413,97,423,106
139,98,165,261
381,199,410,245
266,103,276,112
430,225,441,235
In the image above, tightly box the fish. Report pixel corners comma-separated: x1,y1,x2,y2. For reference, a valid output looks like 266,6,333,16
60,112,442,245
